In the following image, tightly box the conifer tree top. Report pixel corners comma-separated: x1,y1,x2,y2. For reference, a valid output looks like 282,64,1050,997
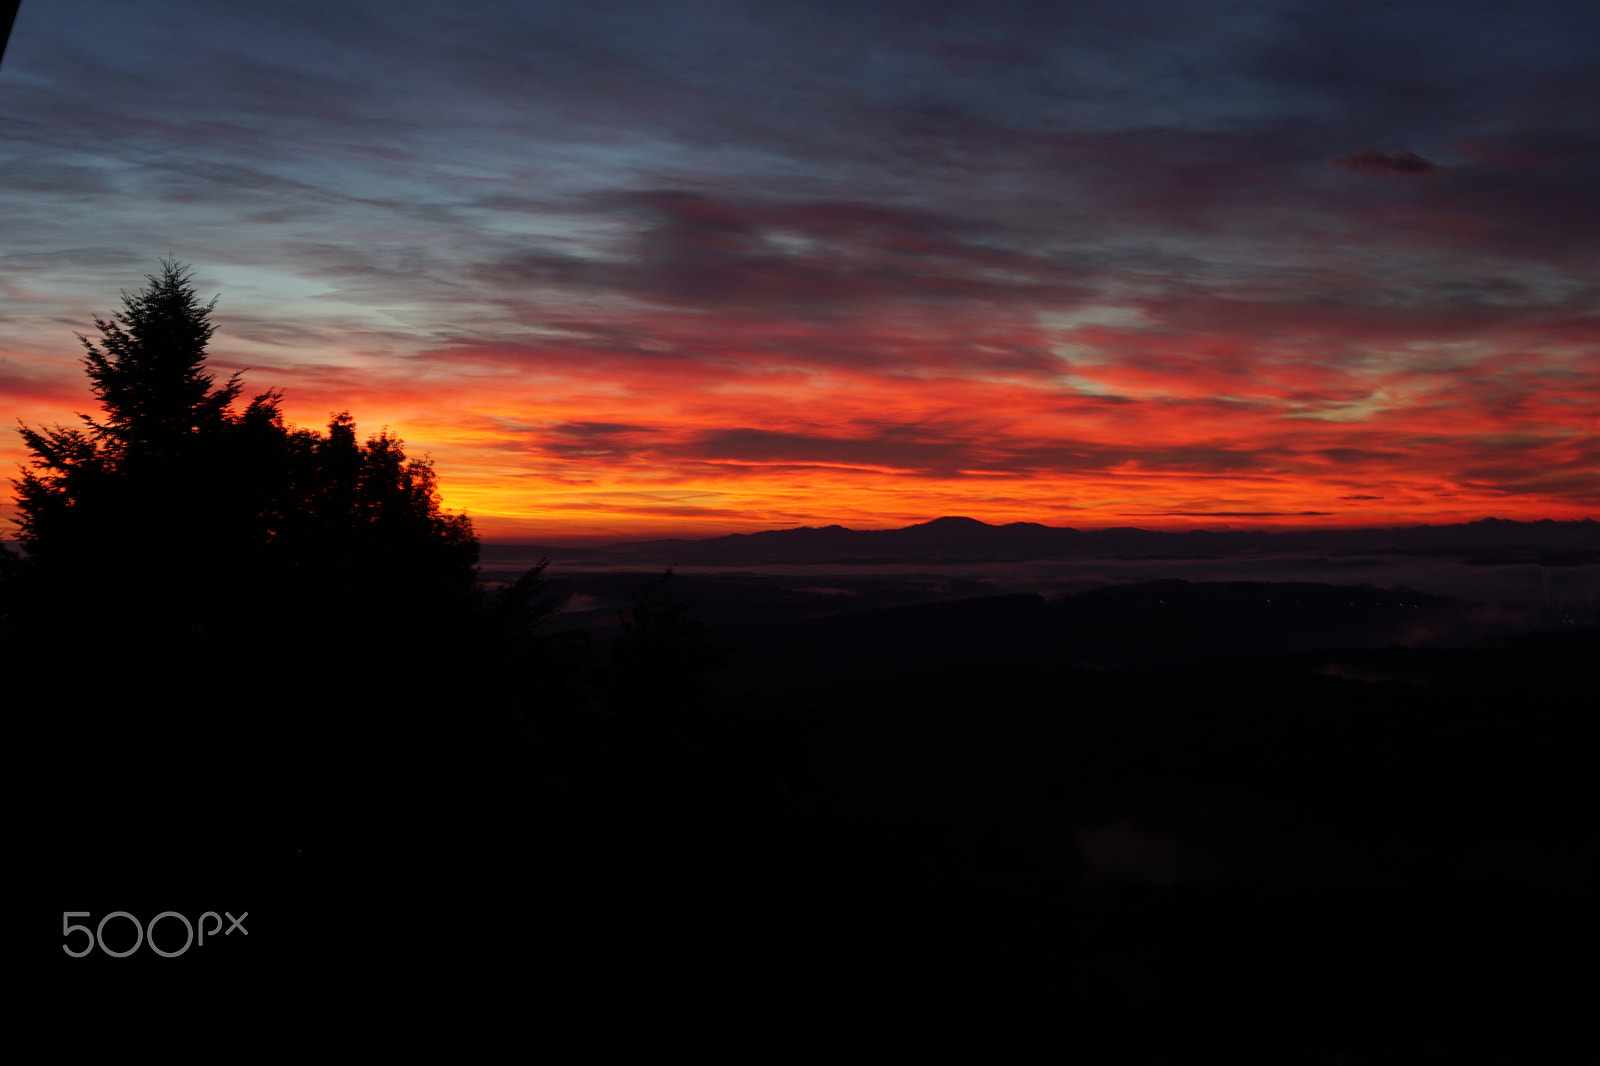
77,258,240,452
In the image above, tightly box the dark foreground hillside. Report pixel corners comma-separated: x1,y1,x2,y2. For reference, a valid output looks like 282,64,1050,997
32,573,1600,1061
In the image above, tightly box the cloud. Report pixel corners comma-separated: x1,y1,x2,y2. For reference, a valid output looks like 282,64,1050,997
478,190,1091,312
1336,148,1444,178
538,421,659,459
3,0,1598,539
1340,494,1384,500
677,427,979,477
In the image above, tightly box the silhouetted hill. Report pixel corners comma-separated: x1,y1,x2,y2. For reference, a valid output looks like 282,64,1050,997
482,516,1598,569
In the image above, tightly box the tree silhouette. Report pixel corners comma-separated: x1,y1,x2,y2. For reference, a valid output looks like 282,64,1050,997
609,568,728,722
10,261,496,918
5,259,478,645
254,408,479,642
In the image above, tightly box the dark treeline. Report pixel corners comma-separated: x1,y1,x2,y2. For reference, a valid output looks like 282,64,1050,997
16,265,1598,1060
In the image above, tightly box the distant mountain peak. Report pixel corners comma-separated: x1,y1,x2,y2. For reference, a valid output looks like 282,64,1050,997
915,516,991,528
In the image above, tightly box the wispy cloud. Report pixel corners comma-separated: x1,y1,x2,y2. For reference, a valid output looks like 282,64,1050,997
2,0,1596,539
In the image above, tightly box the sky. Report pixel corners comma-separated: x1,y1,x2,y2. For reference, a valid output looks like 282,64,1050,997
1,0,1597,542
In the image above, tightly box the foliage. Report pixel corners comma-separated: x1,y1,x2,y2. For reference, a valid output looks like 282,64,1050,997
609,568,728,719
6,259,478,640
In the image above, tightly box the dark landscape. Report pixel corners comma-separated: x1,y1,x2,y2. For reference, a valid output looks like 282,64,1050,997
25,506,1599,1060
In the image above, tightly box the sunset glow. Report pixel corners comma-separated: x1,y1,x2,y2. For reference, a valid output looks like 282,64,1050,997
3,2,1596,541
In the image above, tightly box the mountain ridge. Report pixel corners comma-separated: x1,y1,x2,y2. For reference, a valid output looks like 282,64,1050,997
479,516,1598,568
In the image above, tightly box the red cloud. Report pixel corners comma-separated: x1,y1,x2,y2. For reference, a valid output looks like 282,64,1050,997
1337,148,1444,178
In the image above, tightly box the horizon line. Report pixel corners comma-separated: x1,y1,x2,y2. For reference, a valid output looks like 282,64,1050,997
4,513,1594,553
474,513,1598,547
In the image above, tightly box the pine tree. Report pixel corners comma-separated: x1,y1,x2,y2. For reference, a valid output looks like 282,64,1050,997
610,568,728,723
6,260,479,644
11,262,504,927
76,257,239,457
9,260,270,635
